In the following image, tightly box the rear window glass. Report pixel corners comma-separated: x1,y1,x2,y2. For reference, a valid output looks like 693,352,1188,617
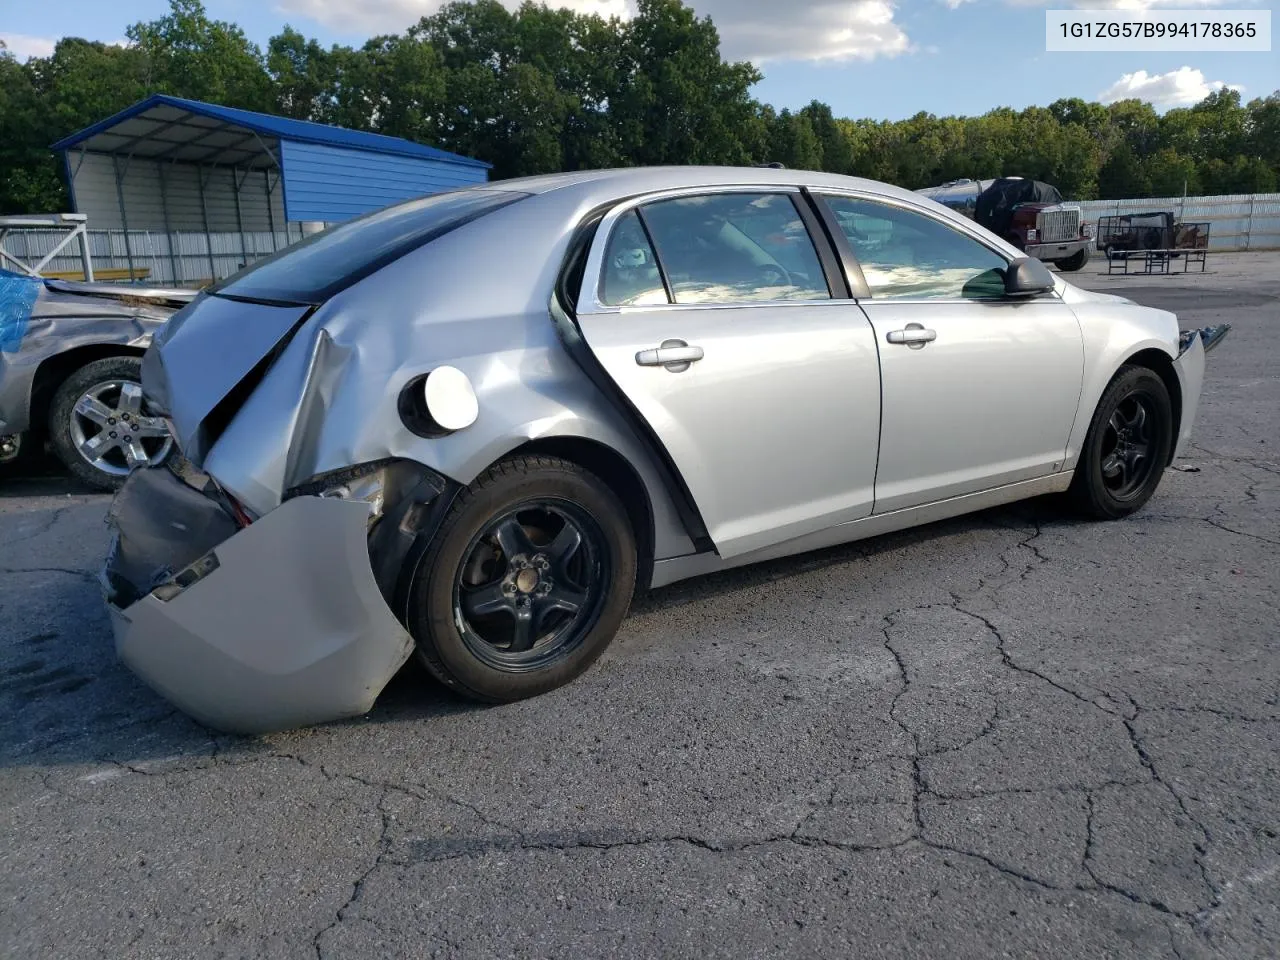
213,188,528,304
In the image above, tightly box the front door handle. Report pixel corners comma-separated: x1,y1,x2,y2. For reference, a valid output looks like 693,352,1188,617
886,323,937,349
636,339,704,372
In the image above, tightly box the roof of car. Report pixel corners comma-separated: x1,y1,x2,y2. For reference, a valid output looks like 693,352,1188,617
487,166,930,207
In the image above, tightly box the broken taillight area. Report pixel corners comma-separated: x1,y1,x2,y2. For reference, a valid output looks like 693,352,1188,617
223,492,256,528
102,462,241,608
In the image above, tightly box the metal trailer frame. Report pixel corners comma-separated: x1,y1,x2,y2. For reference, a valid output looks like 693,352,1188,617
0,214,94,281
1102,216,1211,276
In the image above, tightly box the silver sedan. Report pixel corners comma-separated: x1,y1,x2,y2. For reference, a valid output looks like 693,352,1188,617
102,167,1219,733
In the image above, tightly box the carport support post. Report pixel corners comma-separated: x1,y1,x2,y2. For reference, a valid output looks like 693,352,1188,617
264,170,278,251
76,222,94,283
111,155,136,283
197,166,217,284
231,167,248,269
157,161,182,285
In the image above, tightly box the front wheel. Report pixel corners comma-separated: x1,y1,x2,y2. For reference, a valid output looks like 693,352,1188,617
1068,366,1173,520
47,356,173,492
408,455,637,703
1056,248,1090,272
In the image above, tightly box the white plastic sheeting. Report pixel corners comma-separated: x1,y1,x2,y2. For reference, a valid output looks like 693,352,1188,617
1077,193,1280,251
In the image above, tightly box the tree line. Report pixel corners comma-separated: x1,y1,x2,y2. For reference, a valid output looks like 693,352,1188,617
2,0,1277,216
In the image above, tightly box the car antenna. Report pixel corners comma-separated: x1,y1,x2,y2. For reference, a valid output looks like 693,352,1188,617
755,162,786,169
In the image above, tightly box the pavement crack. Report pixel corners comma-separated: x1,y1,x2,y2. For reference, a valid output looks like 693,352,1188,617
1082,790,1182,917
0,564,98,583
950,603,1121,718
2,506,72,547
1122,696,1223,914
313,785,396,960
1200,516,1280,546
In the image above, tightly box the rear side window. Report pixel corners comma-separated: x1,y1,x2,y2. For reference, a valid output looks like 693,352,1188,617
213,188,528,305
600,211,669,307
638,193,831,305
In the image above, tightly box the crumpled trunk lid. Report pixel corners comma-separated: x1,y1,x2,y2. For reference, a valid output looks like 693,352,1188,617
142,293,313,466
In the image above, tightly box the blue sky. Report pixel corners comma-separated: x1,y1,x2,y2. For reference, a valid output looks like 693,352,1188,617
2,0,1276,120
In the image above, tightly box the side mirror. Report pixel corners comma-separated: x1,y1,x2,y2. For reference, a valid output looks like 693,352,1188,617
1004,257,1055,297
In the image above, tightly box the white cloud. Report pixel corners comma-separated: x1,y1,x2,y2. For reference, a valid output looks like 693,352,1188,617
1098,66,1243,107
0,32,57,60
1001,0,1231,7
703,1,911,63
275,0,912,64
947,0,1234,8
275,0,629,34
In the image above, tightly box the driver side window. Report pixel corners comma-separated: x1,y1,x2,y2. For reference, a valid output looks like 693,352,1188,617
638,193,831,305
822,195,1010,301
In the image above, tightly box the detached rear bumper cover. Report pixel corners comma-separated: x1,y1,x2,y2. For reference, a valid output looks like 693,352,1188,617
1172,329,1208,461
105,472,413,735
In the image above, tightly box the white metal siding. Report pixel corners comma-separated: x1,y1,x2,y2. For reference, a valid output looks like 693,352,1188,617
280,140,488,222
69,152,288,236
1078,193,1280,251
5,227,306,286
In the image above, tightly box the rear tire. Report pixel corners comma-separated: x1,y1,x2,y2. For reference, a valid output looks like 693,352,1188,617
1068,366,1173,520
407,455,637,703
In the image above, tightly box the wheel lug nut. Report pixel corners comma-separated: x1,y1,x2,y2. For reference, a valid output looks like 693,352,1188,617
107,417,116,425
109,431,118,439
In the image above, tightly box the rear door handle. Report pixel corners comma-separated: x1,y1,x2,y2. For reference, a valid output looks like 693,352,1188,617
636,339,704,372
886,324,937,349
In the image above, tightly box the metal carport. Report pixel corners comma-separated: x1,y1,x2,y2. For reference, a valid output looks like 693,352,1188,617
50,94,491,286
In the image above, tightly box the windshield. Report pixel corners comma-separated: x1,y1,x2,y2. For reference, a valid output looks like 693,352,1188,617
213,188,528,305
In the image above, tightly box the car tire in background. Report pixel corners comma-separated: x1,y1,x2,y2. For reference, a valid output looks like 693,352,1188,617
1056,248,1090,272
47,356,174,492
408,455,637,703
1068,365,1174,521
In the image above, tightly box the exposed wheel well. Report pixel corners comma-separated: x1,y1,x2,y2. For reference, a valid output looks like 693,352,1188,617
29,345,146,440
1120,348,1182,464
511,437,656,590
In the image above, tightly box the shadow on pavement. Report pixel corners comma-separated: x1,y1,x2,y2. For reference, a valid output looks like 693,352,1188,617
0,491,1068,770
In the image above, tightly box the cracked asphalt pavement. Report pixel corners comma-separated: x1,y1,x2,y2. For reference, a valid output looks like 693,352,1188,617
2,253,1277,959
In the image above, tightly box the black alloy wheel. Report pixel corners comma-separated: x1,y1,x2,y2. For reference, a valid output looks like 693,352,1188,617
409,455,637,703
453,500,609,671
1069,365,1173,520
1099,394,1158,501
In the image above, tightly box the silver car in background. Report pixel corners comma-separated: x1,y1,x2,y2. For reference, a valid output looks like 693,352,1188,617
103,166,1216,734
0,271,192,489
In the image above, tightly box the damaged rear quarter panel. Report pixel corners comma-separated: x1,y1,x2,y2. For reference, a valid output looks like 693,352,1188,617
198,190,698,562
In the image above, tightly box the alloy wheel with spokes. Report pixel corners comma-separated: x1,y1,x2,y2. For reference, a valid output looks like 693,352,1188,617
68,379,172,477
454,500,609,671
49,356,175,491
1069,364,1173,520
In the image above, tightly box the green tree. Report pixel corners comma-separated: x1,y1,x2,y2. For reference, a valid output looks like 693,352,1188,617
1145,148,1200,197
267,26,336,121
126,0,271,109
2,2,1276,215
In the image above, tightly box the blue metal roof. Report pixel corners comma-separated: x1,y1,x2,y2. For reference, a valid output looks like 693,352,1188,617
51,94,490,170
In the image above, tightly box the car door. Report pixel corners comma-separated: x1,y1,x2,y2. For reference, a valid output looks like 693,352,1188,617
815,192,1084,514
573,187,882,560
